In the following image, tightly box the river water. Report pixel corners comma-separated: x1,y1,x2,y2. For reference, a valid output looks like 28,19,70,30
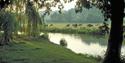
48,33,125,57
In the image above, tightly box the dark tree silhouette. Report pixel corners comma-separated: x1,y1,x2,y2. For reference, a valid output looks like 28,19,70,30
75,0,124,63
102,0,124,63
0,0,10,10
0,0,12,45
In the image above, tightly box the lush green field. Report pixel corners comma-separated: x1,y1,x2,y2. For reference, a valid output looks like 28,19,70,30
45,23,103,29
41,23,109,35
0,38,99,63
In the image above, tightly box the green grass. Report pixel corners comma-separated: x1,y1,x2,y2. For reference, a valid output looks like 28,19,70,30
0,38,99,63
41,23,107,35
41,27,101,35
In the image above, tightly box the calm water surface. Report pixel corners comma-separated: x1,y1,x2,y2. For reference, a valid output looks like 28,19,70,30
48,33,125,57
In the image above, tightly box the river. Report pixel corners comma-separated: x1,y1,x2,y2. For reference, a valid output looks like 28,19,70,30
48,33,125,57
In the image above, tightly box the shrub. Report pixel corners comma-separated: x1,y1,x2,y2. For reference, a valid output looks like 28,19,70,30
66,24,70,27
72,24,78,28
60,38,67,47
49,24,53,27
87,24,93,27
78,24,82,26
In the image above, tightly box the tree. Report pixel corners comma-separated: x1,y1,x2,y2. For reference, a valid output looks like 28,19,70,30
0,0,62,41
102,0,124,63
0,0,10,10
75,0,124,63
0,10,16,46
0,0,12,45
26,0,42,37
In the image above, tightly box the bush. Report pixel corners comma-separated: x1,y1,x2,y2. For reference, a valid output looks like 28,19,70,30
72,24,78,28
78,24,82,26
60,38,67,47
49,24,53,27
87,24,93,27
66,24,70,27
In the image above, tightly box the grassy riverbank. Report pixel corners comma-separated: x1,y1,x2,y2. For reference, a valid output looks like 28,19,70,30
41,27,101,34
0,38,100,63
41,23,106,35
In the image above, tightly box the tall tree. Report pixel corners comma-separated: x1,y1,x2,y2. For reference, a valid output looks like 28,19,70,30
0,0,13,45
0,11,15,45
75,0,124,63
102,0,124,63
26,0,42,37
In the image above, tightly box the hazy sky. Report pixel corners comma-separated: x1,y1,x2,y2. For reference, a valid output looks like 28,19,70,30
39,0,77,11
51,0,77,11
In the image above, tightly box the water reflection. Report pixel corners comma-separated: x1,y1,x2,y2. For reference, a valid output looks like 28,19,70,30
48,33,125,57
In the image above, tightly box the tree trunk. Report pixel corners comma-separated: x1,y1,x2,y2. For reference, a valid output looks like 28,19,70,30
32,18,38,37
0,21,12,46
103,0,124,63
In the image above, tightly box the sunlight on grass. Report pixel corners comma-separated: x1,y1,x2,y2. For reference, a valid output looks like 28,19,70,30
0,39,99,63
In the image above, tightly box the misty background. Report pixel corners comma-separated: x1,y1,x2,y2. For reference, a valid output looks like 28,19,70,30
41,7,105,23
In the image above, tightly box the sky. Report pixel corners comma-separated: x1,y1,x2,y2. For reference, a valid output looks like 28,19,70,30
51,0,77,11
39,0,77,12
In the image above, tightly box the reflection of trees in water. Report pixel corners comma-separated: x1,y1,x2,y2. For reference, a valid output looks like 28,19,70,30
73,34,108,46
